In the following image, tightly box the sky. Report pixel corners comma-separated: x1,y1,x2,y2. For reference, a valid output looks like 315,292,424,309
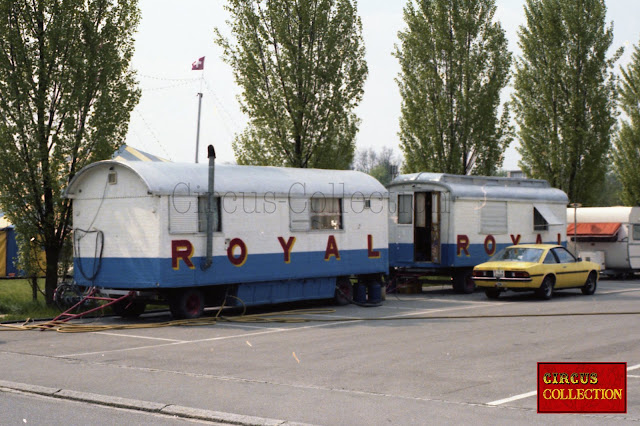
125,0,640,170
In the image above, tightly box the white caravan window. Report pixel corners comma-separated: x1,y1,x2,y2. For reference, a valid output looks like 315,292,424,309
289,198,310,231
481,202,507,234
633,224,640,241
310,197,342,230
533,207,549,231
533,204,562,231
197,196,222,232
398,194,412,224
169,196,198,234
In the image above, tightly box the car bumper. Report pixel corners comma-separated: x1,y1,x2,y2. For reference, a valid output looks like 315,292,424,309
473,277,541,289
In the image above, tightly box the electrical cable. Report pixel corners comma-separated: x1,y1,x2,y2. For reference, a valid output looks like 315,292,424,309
73,229,104,282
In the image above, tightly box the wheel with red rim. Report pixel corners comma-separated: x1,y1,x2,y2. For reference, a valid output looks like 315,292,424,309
170,289,205,319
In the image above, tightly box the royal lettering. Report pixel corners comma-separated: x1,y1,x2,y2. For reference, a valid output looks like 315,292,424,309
171,240,195,270
278,236,296,263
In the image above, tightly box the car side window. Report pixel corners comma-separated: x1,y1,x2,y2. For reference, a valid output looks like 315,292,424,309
543,251,557,264
552,247,576,263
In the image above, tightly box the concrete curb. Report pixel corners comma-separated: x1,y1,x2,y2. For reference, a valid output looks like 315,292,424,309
0,380,315,426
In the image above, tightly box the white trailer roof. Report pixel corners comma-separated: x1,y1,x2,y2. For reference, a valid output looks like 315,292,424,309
65,160,388,198
567,206,640,223
388,172,568,203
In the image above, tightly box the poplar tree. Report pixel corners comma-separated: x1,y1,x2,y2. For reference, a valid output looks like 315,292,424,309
0,0,140,304
215,0,367,169
512,0,621,205
613,41,640,205
394,0,512,175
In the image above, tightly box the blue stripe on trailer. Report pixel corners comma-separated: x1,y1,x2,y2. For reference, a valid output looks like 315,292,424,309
235,277,336,306
74,248,388,289
389,241,566,268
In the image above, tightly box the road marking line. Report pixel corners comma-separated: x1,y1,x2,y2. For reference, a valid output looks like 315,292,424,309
59,302,496,358
57,327,295,357
96,332,186,343
487,390,537,406
628,363,640,371
383,303,508,319
386,297,497,305
217,322,288,331
629,375,640,378
598,288,640,295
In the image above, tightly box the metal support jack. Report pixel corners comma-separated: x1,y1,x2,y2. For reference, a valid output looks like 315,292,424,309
44,287,135,328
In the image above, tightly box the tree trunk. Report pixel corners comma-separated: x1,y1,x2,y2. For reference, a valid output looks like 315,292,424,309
44,246,60,306
31,276,38,301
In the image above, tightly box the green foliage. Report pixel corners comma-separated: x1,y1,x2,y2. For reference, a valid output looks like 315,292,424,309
0,279,60,321
0,0,141,303
215,0,367,169
594,171,622,207
352,147,401,186
613,41,640,206
394,0,513,176
512,0,621,205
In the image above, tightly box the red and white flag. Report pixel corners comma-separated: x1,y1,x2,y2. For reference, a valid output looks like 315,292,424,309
192,56,205,70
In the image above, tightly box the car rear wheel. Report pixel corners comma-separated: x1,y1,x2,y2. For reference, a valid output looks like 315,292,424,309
536,276,554,300
581,272,597,295
485,288,501,299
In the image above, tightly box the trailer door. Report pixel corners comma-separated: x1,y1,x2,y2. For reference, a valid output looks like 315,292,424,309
629,224,640,269
413,192,441,263
431,192,441,264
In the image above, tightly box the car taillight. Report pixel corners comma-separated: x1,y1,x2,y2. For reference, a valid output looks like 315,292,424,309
511,271,530,279
473,270,493,278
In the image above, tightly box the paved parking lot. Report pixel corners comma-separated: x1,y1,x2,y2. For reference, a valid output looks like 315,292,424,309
1,279,639,425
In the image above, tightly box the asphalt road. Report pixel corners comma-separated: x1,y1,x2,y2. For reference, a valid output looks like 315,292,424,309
1,278,639,425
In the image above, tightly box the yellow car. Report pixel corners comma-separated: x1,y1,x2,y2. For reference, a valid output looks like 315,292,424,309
472,244,600,300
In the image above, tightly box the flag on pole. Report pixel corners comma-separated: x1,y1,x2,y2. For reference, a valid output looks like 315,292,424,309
192,56,205,70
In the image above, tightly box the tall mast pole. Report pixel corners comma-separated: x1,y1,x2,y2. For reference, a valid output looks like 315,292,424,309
195,90,203,163
192,56,205,163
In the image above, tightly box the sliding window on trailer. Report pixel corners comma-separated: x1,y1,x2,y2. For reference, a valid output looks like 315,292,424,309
289,197,343,231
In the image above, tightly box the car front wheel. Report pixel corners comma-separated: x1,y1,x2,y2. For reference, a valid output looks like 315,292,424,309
536,276,554,300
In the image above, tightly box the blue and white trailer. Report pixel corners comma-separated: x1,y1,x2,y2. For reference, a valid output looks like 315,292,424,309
65,155,388,318
387,173,568,293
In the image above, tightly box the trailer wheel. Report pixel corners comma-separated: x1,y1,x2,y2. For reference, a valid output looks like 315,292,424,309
334,277,353,306
536,276,554,300
170,289,205,319
581,272,597,295
112,300,146,318
453,271,475,294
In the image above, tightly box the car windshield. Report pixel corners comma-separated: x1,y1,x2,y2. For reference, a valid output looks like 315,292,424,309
490,247,544,263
